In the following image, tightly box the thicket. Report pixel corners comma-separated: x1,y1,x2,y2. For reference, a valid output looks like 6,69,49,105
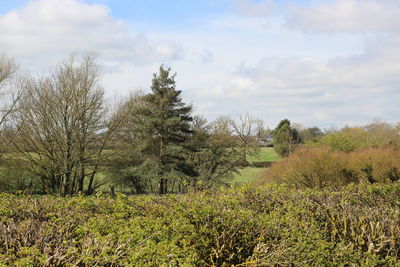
0,183,399,266
260,146,400,188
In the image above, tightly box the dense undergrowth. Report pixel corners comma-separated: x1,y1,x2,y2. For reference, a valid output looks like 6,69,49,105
0,182,399,266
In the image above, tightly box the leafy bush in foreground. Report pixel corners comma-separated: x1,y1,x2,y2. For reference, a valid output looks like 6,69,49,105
0,183,399,266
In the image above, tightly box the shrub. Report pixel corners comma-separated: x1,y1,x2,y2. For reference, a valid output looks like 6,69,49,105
250,161,273,168
260,146,352,188
0,159,40,193
259,146,400,188
0,183,399,265
348,147,400,183
319,122,400,152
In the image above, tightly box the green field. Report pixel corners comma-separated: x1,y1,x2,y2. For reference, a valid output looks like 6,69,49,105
232,147,280,185
247,147,280,162
232,167,264,184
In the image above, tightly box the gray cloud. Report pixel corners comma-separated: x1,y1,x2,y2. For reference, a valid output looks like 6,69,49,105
233,0,275,17
286,0,400,34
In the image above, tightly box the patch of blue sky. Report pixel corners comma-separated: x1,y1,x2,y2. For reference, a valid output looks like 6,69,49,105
85,0,231,27
0,0,28,13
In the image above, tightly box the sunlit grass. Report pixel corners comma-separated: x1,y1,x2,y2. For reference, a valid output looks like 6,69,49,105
247,147,280,162
232,167,264,185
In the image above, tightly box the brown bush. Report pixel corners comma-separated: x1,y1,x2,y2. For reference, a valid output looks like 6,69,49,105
259,145,400,188
349,147,400,183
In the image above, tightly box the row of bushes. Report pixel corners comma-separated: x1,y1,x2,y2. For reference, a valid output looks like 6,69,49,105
0,182,399,266
260,146,400,188
242,161,274,168
318,122,400,152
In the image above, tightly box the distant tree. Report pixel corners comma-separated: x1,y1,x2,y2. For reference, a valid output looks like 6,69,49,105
186,116,241,190
13,54,113,195
230,114,264,165
298,126,324,143
364,120,399,146
273,119,301,156
212,116,232,136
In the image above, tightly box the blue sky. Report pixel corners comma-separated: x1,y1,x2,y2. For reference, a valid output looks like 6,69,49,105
0,0,399,129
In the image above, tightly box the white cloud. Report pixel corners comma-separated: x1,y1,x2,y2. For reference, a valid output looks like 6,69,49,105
207,14,271,33
314,111,329,121
286,0,400,33
233,0,275,17
0,0,183,69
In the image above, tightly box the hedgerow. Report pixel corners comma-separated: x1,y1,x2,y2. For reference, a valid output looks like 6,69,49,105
0,183,399,266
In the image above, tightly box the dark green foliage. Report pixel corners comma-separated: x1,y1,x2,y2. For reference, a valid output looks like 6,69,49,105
387,167,400,182
361,164,377,184
142,66,194,194
0,183,399,265
249,161,273,168
0,158,40,193
273,119,301,156
111,66,194,194
299,126,324,143
107,149,149,194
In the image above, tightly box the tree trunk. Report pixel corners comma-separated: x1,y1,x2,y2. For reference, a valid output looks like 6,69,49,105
159,178,167,194
87,169,96,195
78,158,85,193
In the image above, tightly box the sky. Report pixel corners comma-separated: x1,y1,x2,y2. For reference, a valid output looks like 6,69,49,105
0,0,399,129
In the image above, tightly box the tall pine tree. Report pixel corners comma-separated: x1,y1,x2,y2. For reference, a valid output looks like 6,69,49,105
134,66,193,194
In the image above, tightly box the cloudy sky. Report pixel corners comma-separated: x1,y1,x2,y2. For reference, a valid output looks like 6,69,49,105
1,0,399,128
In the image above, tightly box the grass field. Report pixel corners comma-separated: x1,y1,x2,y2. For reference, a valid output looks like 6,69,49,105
232,147,280,185
247,147,280,162
232,167,264,184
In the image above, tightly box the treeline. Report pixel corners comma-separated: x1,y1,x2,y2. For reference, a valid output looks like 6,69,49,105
0,54,270,195
271,118,400,156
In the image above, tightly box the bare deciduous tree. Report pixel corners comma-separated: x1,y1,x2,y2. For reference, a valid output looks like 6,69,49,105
0,55,17,85
230,114,264,164
13,54,114,195
0,54,21,159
